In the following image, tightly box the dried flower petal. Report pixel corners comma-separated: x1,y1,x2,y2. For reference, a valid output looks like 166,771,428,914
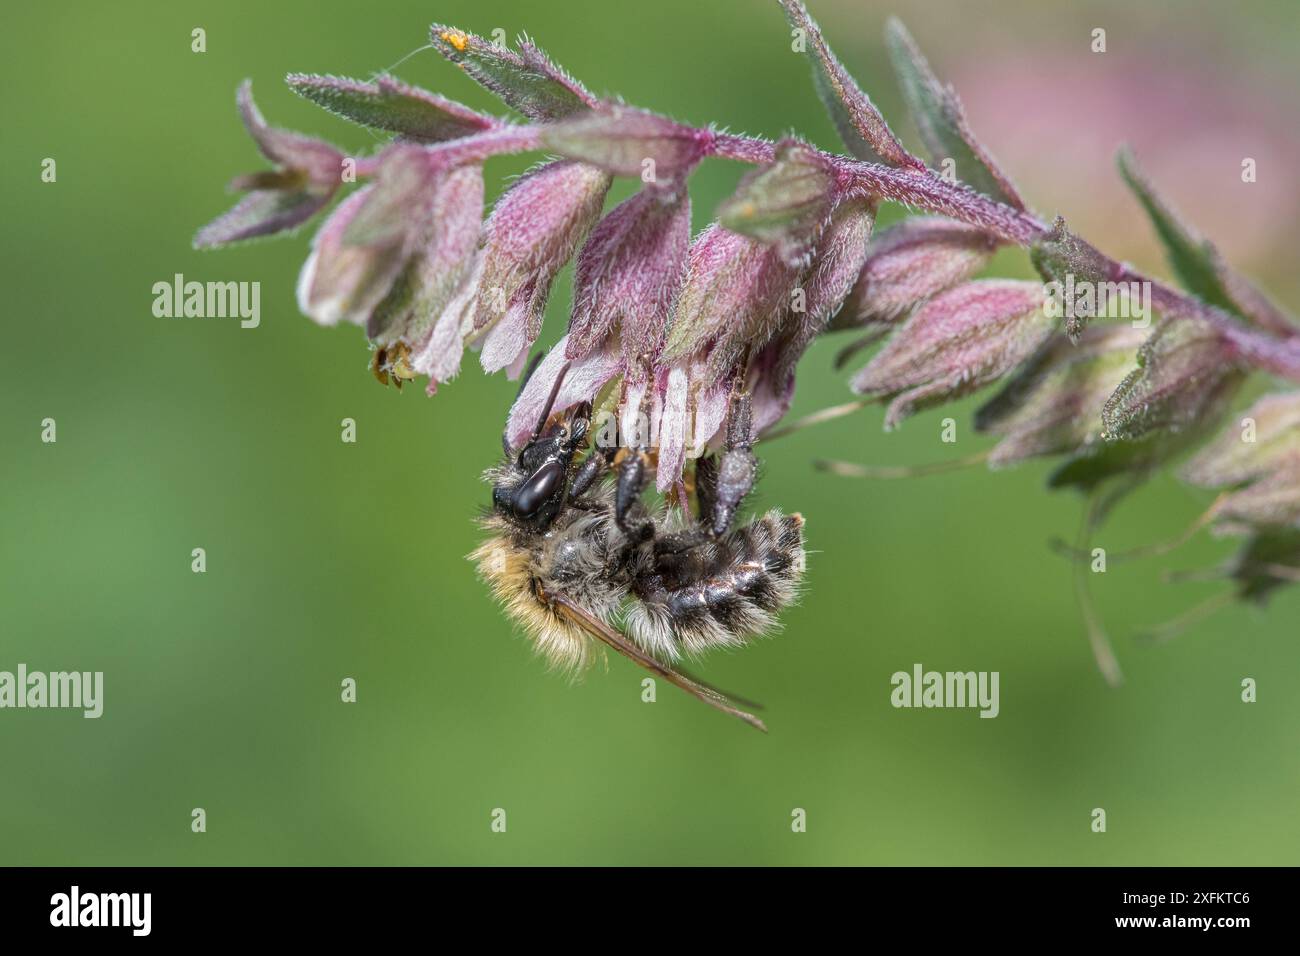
851,279,1054,430
1181,391,1300,488
286,73,498,142
566,187,692,367
430,25,597,120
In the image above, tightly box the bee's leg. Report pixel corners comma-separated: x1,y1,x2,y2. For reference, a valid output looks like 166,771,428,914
694,453,718,526
644,456,717,563
569,443,615,500
615,449,655,543
710,388,758,538
608,383,656,542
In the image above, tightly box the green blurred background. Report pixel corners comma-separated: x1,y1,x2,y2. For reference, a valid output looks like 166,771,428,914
3,0,1298,865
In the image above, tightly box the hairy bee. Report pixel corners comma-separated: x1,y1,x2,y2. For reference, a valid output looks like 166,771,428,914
472,360,806,731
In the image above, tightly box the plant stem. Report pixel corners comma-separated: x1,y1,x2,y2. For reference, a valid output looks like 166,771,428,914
397,110,1300,380
814,450,988,479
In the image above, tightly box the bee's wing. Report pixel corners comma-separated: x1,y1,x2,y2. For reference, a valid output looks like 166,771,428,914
551,597,768,733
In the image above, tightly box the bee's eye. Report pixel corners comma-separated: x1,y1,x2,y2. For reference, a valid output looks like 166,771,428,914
513,460,565,517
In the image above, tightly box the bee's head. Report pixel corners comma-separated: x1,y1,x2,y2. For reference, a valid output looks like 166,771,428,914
492,361,589,533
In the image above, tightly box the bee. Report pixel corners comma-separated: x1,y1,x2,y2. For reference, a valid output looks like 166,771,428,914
472,359,806,731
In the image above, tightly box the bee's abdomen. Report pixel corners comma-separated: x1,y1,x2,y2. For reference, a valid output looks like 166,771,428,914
628,511,805,660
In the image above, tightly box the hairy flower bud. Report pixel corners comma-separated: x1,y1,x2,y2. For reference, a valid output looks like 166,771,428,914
295,146,440,327
975,325,1146,467
771,200,876,388
471,160,612,373
851,279,1054,430
1213,455,1300,533
836,217,997,328
566,186,692,369
367,163,484,345
542,106,712,186
194,81,344,248
1101,317,1245,442
1181,391,1300,488
718,140,841,258
661,223,801,386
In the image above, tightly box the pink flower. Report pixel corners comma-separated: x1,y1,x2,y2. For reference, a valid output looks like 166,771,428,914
469,160,612,375
193,82,344,248
838,217,998,328
565,186,692,371
851,279,1054,430
295,145,446,328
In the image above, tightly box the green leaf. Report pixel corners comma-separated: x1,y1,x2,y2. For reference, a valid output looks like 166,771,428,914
1232,528,1300,604
430,25,596,121
286,74,496,142
1116,146,1239,314
778,1,917,168
884,18,1023,208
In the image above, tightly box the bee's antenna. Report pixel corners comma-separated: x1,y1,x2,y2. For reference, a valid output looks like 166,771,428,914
515,351,546,399
503,352,548,457
531,361,572,443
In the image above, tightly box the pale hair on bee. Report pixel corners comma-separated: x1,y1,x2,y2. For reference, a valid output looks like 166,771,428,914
472,356,807,731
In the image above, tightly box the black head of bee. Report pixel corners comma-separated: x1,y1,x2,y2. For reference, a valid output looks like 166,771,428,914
492,359,588,533
493,416,588,531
